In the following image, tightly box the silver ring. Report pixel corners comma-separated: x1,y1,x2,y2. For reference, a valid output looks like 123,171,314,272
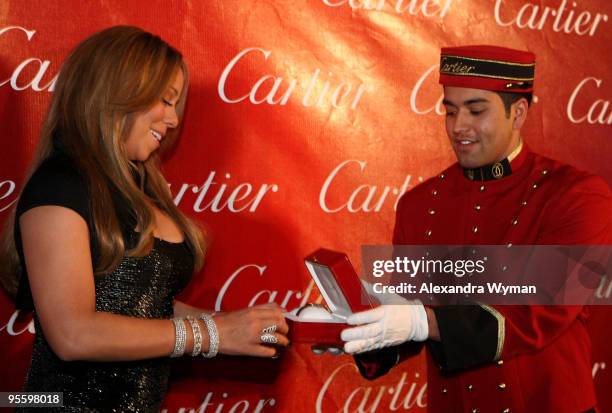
261,324,277,334
260,333,278,344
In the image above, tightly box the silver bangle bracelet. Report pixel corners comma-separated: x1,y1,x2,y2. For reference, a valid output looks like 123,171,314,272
186,316,203,356
199,313,219,358
171,318,187,358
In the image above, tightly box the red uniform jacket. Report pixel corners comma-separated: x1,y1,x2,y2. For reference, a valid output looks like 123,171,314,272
356,146,612,413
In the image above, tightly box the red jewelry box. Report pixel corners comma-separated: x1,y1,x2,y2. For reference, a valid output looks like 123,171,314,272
286,248,377,345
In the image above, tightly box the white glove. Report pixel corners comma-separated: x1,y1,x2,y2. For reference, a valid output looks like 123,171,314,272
340,303,429,354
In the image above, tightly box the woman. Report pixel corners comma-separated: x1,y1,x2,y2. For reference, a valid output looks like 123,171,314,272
0,26,289,412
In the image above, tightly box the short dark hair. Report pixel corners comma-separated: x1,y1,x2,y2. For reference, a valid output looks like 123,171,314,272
495,92,532,117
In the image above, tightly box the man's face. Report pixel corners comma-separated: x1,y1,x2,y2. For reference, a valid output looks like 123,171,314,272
443,86,519,169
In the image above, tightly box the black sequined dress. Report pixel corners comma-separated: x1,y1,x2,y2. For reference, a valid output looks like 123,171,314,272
14,139,194,412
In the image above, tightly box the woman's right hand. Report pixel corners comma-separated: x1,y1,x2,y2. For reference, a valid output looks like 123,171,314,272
213,303,289,357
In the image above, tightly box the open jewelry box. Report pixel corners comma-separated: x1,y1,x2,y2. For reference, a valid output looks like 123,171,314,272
285,248,378,345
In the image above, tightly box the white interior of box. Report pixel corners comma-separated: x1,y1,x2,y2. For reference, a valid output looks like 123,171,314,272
284,309,345,324
304,261,353,319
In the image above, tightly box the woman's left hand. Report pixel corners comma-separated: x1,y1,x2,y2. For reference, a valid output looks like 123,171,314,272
212,303,290,357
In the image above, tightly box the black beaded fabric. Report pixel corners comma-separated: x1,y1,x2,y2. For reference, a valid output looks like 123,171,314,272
14,137,194,412
19,237,192,413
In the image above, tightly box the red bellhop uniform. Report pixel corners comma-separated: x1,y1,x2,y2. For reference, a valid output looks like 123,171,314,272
354,45,612,413
356,145,611,413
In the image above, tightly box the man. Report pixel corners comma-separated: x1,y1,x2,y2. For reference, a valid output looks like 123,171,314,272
341,46,611,412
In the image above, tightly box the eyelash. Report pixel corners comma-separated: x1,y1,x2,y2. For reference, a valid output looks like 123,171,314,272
162,99,173,107
445,110,485,117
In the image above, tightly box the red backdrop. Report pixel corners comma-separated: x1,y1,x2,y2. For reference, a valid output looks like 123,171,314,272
1,1,611,412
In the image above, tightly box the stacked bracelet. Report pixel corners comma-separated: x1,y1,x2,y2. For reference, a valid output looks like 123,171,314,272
199,313,219,358
186,316,203,356
170,318,187,358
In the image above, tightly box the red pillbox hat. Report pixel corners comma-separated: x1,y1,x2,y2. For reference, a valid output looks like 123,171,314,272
439,45,535,93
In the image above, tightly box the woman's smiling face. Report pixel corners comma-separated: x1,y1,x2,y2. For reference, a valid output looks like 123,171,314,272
123,69,184,162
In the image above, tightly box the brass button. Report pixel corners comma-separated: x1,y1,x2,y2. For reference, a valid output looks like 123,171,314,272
471,409,479,413
439,173,445,179
497,359,504,366
466,384,473,391
431,189,438,196
501,409,510,413
479,185,486,192
428,208,436,215
474,204,481,211
425,229,432,237
541,169,549,175
472,226,478,234
506,243,512,248
441,388,448,394
521,200,527,206
532,182,538,189
511,219,519,226
498,382,507,391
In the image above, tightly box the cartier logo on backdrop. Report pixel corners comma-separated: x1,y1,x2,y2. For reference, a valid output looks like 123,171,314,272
410,64,445,116
567,77,611,125
319,160,422,213
0,26,57,92
160,392,276,413
316,363,427,412
171,172,279,213
0,180,17,212
1,310,35,336
218,47,368,110
215,263,324,311
321,0,455,18
493,0,608,37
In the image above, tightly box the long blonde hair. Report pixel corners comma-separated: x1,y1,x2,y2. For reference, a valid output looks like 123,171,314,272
0,26,206,297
